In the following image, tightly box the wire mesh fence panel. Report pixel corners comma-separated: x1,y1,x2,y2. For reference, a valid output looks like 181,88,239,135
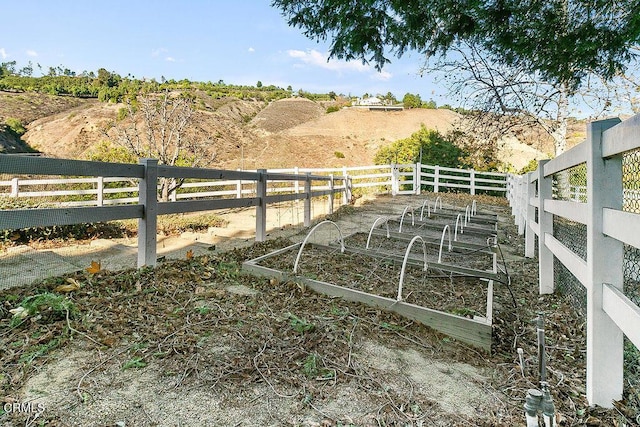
623,149,640,305
622,149,640,408
552,217,587,314
552,164,587,202
554,258,586,315
552,164,588,312
623,150,640,214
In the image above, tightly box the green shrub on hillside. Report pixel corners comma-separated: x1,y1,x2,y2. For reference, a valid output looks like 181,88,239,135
5,117,26,136
374,126,468,168
519,159,540,174
86,141,138,164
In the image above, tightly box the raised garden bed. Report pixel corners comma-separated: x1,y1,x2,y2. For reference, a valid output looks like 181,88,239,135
242,215,504,351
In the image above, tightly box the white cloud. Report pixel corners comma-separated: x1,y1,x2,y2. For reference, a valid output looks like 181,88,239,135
287,49,369,73
165,57,175,62
151,48,168,57
26,50,38,57
372,70,393,81
0,48,8,59
248,47,255,53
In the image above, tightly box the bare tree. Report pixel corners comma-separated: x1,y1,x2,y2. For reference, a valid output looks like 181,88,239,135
106,90,216,201
426,43,640,161
425,42,638,199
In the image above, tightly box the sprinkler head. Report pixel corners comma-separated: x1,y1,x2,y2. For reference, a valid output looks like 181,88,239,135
524,388,543,415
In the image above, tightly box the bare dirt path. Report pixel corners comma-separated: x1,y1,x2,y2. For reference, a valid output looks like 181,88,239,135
0,197,342,290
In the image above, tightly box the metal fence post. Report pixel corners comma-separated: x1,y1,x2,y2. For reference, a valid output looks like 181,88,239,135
585,118,624,407
138,158,158,268
304,173,311,227
415,162,421,195
537,159,554,294
256,169,267,242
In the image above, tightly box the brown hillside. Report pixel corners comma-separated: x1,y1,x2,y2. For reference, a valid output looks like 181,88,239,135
251,97,325,134
244,107,461,169
3,91,571,171
17,93,464,169
0,92,93,125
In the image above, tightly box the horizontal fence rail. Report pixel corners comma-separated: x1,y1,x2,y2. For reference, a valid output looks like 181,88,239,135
0,163,508,206
507,115,640,408
1,157,507,269
0,156,350,267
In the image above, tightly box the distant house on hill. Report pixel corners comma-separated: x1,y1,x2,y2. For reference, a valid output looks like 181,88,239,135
355,96,383,106
353,96,403,111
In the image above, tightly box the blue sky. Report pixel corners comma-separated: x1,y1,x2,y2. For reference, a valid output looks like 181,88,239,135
1,0,450,104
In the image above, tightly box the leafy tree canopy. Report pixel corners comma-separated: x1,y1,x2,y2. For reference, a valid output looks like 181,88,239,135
272,0,640,89
402,93,422,109
374,126,468,169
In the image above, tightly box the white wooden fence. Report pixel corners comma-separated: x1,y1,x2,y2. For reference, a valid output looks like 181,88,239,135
0,157,507,269
0,156,350,267
507,115,640,408
0,163,507,207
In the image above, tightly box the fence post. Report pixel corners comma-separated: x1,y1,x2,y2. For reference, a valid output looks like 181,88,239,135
434,165,440,193
304,173,311,227
328,175,334,214
517,177,526,235
391,164,399,196
415,163,421,195
137,158,158,268
507,174,516,213
97,176,104,206
236,177,242,199
585,118,623,407
470,169,476,195
525,172,536,258
342,166,349,204
294,166,300,195
10,177,18,197
169,178,177,202
537,159,554,294
256,169,267,242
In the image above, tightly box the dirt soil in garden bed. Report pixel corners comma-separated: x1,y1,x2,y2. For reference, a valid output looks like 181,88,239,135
0,192,637,426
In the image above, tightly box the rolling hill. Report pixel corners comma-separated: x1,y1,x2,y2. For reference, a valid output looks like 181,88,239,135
0,91,569,171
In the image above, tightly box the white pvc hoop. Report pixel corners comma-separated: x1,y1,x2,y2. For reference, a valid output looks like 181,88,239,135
398,206,415,233
454,213,464,241
433,196,442,212
293,220,345,273
471,199,477,216
366,217,391,249
397,235,428,301
464,205,471,227
438,224,453,263
419,199,431,220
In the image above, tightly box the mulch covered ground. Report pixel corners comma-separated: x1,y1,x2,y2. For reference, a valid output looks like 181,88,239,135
1,193,638,426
